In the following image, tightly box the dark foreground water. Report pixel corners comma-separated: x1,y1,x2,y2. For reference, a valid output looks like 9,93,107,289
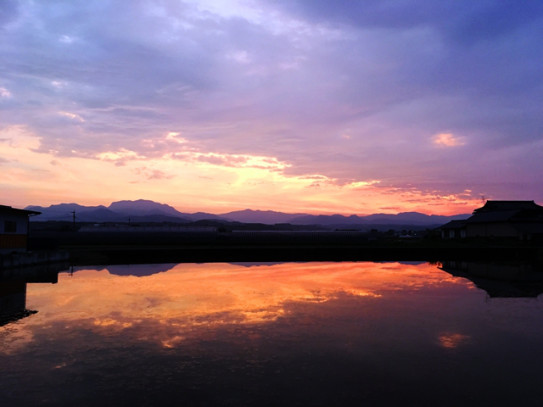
1,261,543,406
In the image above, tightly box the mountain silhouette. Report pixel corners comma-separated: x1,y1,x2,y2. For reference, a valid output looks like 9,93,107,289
219,209,305,224
27,200,194,223
26,200,469,227
108,199,183,217
290,212,469,227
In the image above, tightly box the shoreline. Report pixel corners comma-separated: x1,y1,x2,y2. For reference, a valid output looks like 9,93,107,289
27,230,543,266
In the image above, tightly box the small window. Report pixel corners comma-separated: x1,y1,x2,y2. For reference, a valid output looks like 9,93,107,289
4,220,17,233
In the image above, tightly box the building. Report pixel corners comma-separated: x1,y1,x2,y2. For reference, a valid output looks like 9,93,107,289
0,206,41,253
441,200,543,241
440,219,468,239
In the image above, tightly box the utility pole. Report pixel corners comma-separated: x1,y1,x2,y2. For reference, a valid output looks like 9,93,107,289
72,210,76,231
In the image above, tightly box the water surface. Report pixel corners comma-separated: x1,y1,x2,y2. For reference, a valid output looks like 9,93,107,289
1,262,542,406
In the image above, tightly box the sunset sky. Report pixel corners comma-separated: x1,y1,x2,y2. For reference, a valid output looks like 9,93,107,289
1,1,542,215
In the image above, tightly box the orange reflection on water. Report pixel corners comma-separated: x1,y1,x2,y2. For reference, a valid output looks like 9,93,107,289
13,262,466,349
438,333,471,349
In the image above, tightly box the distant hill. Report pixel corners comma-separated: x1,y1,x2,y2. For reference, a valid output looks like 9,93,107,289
290,214,359,226
26,203,119,222
290,212,469,228
181,212,226,222
108,199,183,217
219,209,305,224
27,200,196,223
26,200,469,228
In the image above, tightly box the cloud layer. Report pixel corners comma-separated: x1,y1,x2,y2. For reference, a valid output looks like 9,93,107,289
2,1,542,214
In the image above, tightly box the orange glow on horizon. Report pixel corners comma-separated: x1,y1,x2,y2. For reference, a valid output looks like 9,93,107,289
0,125,481,215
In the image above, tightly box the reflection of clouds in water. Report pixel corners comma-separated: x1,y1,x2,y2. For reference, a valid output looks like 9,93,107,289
2,262,543,406
438,333,470,349
93,318,133,329
18,262,465,349
161,335,185,349
0,323,36,355
343,289,382,298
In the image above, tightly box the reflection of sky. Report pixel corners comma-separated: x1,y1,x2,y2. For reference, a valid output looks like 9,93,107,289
5,262,465,352
2,262,543,405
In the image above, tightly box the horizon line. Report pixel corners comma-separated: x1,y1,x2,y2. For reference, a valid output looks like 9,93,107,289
15,198,483,218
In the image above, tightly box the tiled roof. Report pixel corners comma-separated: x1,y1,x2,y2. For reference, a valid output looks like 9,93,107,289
468,201,543,224
473,200,543,214
467,210,519,223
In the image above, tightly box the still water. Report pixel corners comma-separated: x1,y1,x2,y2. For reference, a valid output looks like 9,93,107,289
1,261,543,406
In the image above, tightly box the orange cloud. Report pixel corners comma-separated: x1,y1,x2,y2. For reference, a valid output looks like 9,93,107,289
438,333,470,349
433,132,465,147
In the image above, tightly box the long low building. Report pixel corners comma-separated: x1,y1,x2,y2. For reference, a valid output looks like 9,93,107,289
441,200,543,241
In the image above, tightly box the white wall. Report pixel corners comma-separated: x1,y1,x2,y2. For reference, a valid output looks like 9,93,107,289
0,212,29,234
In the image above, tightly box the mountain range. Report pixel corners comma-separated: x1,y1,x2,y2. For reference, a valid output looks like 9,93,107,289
25,199,469,229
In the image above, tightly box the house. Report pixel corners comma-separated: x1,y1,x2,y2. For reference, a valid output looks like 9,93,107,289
441,200,543,240
440,219,468,239
0,205,41,253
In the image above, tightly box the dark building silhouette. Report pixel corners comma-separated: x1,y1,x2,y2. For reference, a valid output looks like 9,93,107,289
441,200,543,240
0,205,41,253
0,280,37,326
0,266,60,326
440,260,543,298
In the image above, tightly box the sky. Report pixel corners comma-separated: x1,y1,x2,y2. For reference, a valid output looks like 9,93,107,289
1,0,542,215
